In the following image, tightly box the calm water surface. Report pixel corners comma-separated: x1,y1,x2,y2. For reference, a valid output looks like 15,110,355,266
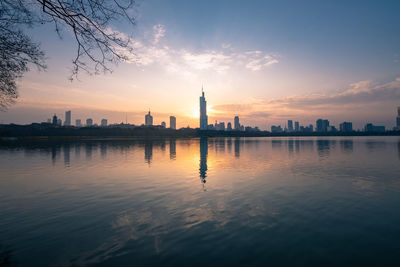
1,137,400,266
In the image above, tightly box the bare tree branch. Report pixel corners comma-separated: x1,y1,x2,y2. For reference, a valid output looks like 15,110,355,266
0,0,136,110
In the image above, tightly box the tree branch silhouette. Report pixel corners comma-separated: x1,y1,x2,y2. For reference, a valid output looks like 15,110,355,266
0,0,136,110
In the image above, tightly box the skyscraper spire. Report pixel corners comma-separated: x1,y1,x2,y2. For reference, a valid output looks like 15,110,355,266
199,87,208,129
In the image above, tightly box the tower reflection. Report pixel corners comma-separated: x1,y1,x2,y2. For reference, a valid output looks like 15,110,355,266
145,141,153,165
234,138,240,158
199,137,208,184
169,139,176,160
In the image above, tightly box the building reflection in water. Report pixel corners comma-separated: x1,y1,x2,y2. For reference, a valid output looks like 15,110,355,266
145,141,153,165
169,139,176,160
75,144,81,159
85,143,92,160
100,143,107,159
398,141,400,160
51,145,60,165
199,137,208,185
234,138,240,158
63,143,70,167
288,139,294,154
227,138,232,154
340,140,353,154
317,139,331,158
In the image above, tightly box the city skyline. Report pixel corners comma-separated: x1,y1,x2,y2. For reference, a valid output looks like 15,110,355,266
1,1,400,129
32,97,399,132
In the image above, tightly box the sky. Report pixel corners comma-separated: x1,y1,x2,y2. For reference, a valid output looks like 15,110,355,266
1,0,400,130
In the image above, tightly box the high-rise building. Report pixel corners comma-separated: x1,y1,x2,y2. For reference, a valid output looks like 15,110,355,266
227,122,232,131
199,88,208,129
145,110,153,126
64,110,71,126
161,121,166,128
340,122,353,132
294,121,299,132
52,114,58,125
57,119,62,126
101,119,107,127
86,118,93,127
288,120,293,132
75,119,81,127
234,116,240,130
364,123,385,132
316,119,329,132
170,116,176,129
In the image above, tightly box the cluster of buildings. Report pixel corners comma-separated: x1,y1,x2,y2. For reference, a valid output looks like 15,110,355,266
46,89,399,133
144,110,176,129
48,110,177,129
200,89,399,133
199,90,259,132
48,111,108,127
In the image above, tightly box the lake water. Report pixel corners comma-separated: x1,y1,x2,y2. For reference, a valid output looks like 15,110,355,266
1,137,400,266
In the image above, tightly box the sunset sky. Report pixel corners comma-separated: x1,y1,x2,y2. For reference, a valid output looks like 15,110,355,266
2,0,400,129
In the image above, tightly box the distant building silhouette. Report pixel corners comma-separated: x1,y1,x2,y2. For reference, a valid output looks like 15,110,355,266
75,119,81,127
57,119,62,126
234,116,240,130
64,110,71,126
294,121,299,132
215,121,225,131
287,120,293,132
199,88,208,129
271,125,283,133
364,123,385,132
145,110,153,126
227,122,232,131
170,116,176,129
101,119,107,127
161,121,166,128
52,114,58,125
86,118,93,127
316,119,329,132
340,122,353,132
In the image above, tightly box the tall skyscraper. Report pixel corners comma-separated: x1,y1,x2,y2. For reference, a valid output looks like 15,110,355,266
340,122,353,132
316,119,329,132
234,116,240,130
294,121,299,132
52,114,57,125
170,116,176,129
101,119,107,127
86,118,93,127
199,88,208,129
288,120,293,132
64,110,71,126
75,119,81,127
145,110,153,126
227,122,232,131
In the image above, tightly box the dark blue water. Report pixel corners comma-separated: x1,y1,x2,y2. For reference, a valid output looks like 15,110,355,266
0,137,400,266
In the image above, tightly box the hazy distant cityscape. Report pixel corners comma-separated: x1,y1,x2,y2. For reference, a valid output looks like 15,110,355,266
23,89,400,134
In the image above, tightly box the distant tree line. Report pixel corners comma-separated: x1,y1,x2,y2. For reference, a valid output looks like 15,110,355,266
0,124,399,138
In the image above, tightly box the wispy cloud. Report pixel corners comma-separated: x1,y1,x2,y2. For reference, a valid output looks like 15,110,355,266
125,24,279,75
153,24,166,44
211,78,400,127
